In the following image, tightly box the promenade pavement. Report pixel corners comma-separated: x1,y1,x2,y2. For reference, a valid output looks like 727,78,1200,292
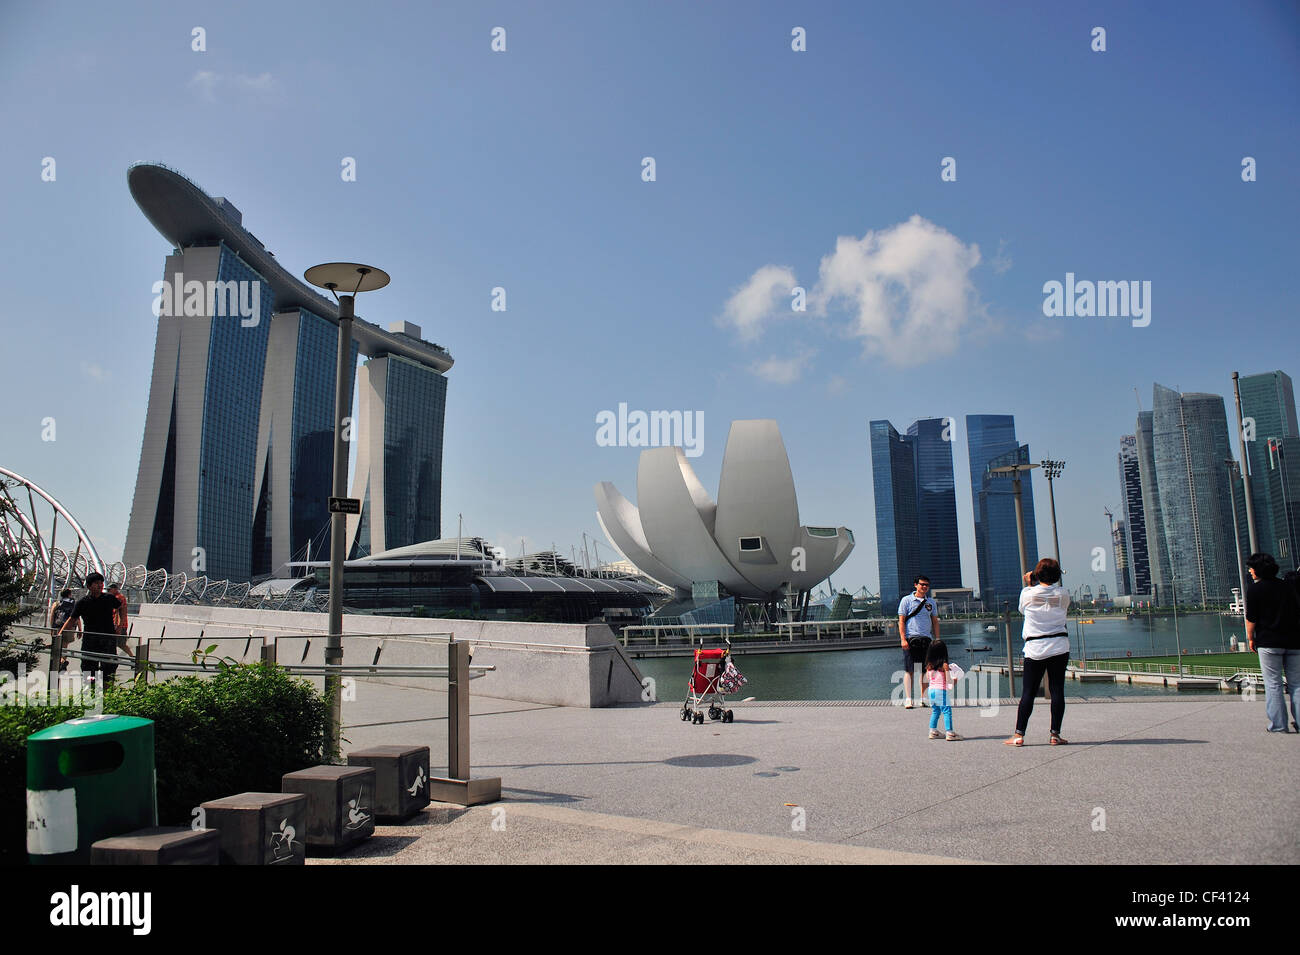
318,682,1298,865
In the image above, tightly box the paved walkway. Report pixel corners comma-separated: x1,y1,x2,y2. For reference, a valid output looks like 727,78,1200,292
320,683,1299,865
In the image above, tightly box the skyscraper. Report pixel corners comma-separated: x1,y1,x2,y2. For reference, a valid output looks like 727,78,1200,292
870,421,919,613
1118,434,1151,595
1151,384,1237,606
123,163,454,582
1135,410,1171,602
907,418,962,591
870,418,962,612
966,415,1038,610
1111,516,1131,597
1238,370,1299,572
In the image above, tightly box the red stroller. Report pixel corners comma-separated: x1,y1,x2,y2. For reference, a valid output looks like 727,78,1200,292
680,645,744,724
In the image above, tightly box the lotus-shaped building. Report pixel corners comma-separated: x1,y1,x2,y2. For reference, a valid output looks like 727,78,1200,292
594,420,854,600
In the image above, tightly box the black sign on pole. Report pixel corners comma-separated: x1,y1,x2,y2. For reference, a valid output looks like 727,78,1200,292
328,497,361,515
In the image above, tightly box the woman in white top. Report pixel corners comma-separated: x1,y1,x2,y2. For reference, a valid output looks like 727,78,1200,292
1004,558,1071,746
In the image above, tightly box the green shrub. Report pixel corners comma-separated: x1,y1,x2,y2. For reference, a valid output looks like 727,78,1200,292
2,663,330,863
105,663,332,825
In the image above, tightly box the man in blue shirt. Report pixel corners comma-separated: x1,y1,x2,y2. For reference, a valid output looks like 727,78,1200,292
898,575,939,708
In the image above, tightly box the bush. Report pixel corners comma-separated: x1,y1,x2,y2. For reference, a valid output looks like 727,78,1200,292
2,663,330,862
105,663,332,825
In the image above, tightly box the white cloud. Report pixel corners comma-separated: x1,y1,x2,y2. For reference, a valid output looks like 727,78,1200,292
719,264,797,341
80,361,109,382
189,70,279,103
991,239,1013,275
750,350,814,385
826,374,848,396
812,215,984,367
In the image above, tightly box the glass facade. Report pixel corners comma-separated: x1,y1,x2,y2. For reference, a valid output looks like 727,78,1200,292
1118,434,1151,595
1152,384,1237,606
381,355,448,549
967,415,1038,610
289,309,358,566
870,420,919,612
1135,411,1171,601
195,246,274,582
907,418,961,591
1239,371,1298,569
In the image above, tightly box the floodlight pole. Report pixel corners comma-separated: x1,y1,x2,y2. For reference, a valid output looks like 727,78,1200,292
1231,372,1259,553
1041,460,1065,565
1225,459,1247,629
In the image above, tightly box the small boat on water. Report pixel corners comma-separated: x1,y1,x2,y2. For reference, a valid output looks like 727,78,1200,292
968,646,992,652
984,625,997,632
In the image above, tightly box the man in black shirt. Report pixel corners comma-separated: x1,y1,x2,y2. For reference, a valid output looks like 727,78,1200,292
1244,553,1300,733
58,573,126,684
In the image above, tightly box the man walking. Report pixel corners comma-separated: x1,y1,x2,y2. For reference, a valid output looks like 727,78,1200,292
57,573,126,685
899,575,939,708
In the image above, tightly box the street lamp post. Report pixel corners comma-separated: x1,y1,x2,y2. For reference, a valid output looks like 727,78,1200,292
304,262,390,758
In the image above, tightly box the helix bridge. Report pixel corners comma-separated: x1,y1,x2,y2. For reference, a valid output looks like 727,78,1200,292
1,466,328,613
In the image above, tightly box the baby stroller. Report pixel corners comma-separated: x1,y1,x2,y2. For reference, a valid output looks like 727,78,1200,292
680,643,745,724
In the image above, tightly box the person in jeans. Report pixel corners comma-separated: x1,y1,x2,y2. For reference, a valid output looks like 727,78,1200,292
1244,552,1299,733
1005,558,1071,746
898,575,938,709
924,639,961,740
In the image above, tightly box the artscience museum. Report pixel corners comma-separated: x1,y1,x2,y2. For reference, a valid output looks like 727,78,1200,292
594,420,854,612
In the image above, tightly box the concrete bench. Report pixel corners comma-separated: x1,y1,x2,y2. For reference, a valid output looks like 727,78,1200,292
347,745,430,821
282,765,376,851
91,827,220,865
201,792,307,865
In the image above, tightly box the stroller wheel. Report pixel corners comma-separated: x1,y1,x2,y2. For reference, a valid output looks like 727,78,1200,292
694,712,704,724
680,706,690,721
724,710,733,723
708,706,721,721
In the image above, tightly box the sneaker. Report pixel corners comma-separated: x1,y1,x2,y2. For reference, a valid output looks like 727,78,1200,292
928,729,942,739
945,732,963,741
904,698,914,709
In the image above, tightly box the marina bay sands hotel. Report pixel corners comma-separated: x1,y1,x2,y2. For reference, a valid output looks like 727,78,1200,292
122,162,452,583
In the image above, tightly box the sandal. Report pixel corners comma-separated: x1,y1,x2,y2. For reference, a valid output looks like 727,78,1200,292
945,732,963,741
1003,733,1024,746
928,729,942,739
1050,733,1069,745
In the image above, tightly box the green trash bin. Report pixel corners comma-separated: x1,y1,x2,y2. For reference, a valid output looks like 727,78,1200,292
26,714,157,864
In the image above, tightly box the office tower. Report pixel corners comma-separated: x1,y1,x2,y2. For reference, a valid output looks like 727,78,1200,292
1118,435,1151,595
870,421,919,613
870,418,962,611
1264,437,1300,573
907,418,962,591
123,163,453,582
251,309,359,577
1151,384,1238,606
1111,517,1132,596
1135,411,1171,602
1238,371,1299,572
347,345,449,557
966,415,1038,610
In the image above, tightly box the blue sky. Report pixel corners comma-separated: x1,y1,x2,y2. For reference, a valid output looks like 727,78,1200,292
1,0,1297,596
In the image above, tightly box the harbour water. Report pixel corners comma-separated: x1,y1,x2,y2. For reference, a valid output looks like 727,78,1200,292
636,613,1252,702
